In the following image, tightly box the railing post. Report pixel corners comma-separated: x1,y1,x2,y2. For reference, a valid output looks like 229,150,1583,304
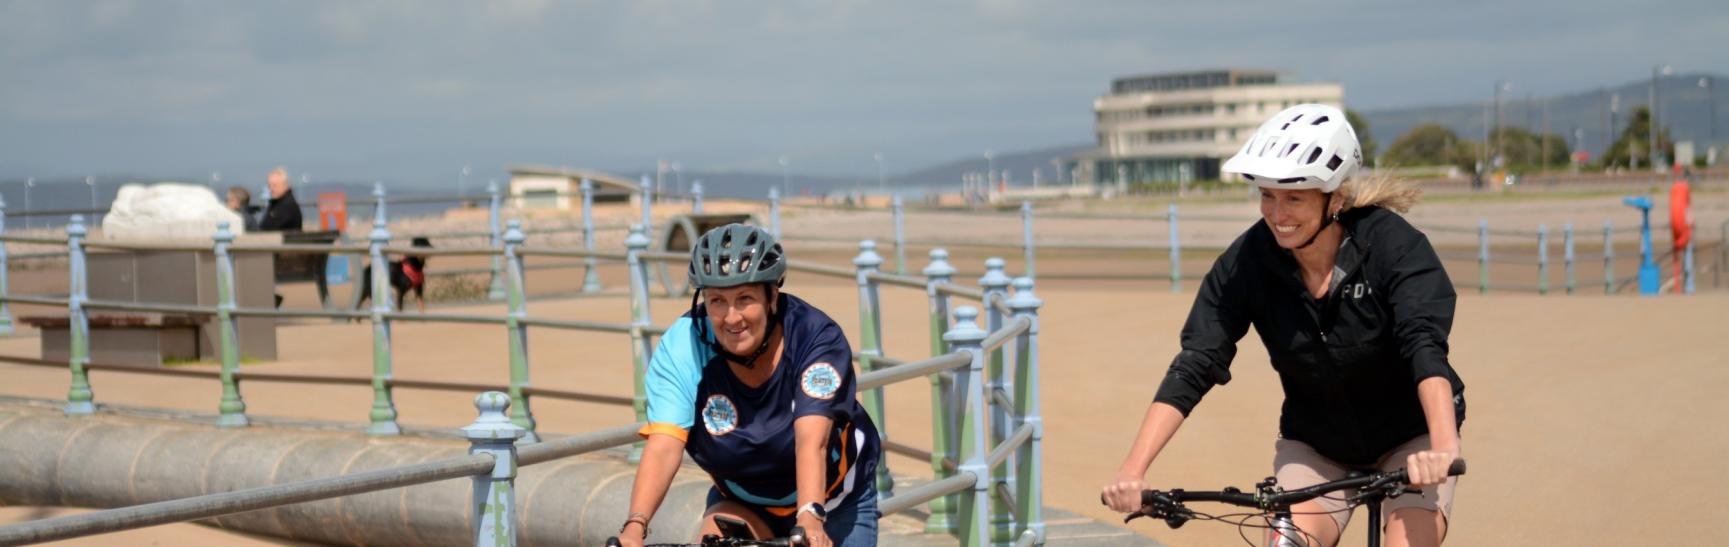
893,195,907,275
1684,221,1696,294
625,225,654,463
1021,201,1036,280
1478,219,1490,294
1168,203,1181,293
580,178,602,293
1538,224,1549,295
64,215,94,415
487,180,507,301
502,220,539,443
213,222,249,427
1604,220,1615,295
1008,277,1044,546
944,306,990,547
852,240,894,496
367,183,402,435
0,194,12,335
464,391,526,547
922,248,958,534
977,258,1013,544
768,187,782,238
1564,223,1576,295
691,180,705,214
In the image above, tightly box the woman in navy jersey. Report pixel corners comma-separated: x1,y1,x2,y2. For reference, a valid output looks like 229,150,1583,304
617,224,881,547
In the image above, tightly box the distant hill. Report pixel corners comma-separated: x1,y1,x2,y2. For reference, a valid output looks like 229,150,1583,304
1361,72,1728,159
888,144,1095,189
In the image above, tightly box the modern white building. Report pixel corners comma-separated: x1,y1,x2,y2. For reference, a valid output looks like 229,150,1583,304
1078,69,1344,183
506,165,640,210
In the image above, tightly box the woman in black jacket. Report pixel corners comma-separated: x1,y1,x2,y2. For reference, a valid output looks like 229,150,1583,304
1100,104,1465,547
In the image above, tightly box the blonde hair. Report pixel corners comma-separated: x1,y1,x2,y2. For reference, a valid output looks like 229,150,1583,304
1336,171,1422,214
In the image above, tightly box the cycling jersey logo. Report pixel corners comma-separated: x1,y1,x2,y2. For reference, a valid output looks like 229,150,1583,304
702,394,739,436
801,363,841,400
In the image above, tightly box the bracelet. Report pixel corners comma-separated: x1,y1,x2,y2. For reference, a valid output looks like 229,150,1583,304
619,513,651,537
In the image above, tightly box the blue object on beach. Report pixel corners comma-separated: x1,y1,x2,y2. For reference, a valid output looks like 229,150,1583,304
1621,196,1660,295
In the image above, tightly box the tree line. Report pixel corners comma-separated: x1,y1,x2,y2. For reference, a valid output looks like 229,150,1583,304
1373,106,1677,171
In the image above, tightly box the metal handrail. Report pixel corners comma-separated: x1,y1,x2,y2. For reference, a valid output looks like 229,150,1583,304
786,260,856,279
81,299,216,316
935,284,985,301
0,295,70,306
856,352,971,392
519,317,637,334
384,312,507,325
880,472,978,516
986,423,1035,471
981,316,1032,353
864,271,925,289
517,247,629,260
0,452,497,545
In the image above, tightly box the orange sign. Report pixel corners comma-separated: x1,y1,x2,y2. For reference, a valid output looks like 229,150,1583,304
318,192,348,232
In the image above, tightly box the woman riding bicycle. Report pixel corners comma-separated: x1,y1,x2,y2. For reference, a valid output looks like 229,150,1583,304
617,224,881,547
1100,104,1466,547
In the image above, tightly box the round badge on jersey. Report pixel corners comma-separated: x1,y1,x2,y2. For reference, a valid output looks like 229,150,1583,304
702,394,739,436
800,363,842,400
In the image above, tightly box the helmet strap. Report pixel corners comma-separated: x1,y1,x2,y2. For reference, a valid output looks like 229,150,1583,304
692,285,784,369
1293,193,1339,251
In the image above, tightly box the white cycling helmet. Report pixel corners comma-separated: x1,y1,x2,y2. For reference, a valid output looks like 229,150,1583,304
1222,103,1362,193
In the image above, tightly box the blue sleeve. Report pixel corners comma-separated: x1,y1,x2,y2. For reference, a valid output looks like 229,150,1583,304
644,317,712,430
791,322,857,421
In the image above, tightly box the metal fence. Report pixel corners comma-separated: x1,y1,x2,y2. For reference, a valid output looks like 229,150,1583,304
0,181,1048,546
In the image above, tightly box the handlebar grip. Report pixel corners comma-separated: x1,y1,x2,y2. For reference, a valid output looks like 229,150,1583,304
1448,458,1467,477
604,537,622,547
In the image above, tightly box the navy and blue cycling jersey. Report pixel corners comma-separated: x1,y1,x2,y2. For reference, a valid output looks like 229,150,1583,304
640,292,881,517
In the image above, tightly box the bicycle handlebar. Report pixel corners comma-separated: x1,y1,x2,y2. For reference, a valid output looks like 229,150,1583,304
603,527,809,547
1132,459,1467,527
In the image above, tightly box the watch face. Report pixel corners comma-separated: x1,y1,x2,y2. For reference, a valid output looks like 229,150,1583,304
805,503,827,520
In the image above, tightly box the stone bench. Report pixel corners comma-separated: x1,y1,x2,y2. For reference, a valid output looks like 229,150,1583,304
22,313,211,367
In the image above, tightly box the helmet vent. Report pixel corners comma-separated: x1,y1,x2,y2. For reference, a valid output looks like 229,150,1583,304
720,232,733,248
1278,177,1306,184
1243,174,1257,181
702,256,714,275
1310,116,1330,126
1285,143,1300,157
1327,155,1344,171
1306,147,1323,165
718,257,732,275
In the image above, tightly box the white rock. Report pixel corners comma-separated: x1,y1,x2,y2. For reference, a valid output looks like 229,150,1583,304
101,183,248,240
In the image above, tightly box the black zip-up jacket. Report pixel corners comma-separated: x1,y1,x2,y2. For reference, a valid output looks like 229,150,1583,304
259,189,303,232
1153,206,1466,466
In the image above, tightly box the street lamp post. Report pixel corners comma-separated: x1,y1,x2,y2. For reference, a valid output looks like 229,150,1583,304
984,150,995,190
778,156,791,198
874,152,885,195
1704,77,1718,166
459,165,470,200
23,177,32,230
85,176,97,224
1651,64,1673,172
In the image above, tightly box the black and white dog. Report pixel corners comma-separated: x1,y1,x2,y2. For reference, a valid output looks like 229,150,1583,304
356,237,433,313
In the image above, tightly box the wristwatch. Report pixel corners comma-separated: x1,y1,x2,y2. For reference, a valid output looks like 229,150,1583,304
796,502,827,523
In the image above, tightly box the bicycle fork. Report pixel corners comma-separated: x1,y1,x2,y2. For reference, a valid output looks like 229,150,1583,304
1268,510,1307,547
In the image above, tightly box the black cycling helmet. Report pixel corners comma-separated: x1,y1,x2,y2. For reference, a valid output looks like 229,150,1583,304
689,223,786,289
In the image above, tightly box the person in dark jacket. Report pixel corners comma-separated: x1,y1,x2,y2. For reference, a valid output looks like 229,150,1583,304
1101,104,1466,547
258,167,303,232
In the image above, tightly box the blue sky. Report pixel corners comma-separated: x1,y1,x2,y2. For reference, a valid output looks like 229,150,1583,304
1,0,1723,185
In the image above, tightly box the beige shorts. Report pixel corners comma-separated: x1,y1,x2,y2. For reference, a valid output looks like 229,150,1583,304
1272,435,1457,535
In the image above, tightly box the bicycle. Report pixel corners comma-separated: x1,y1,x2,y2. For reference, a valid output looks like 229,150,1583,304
604,516,809,547
1126,459,1466,547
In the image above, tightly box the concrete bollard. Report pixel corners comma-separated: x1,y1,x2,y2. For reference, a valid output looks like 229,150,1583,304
768,187,782,238
581,179,602,293
853,240,893,496
487,180,507,301
464,391,527,547
367,183,402,435
1564,223,1576,295
944,306,990,547
922,248,958,534
213,222,248,427
625,225,653,464
691,180,704,214
1008,277,1045,546
64,215,94,416
503,220,539,443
